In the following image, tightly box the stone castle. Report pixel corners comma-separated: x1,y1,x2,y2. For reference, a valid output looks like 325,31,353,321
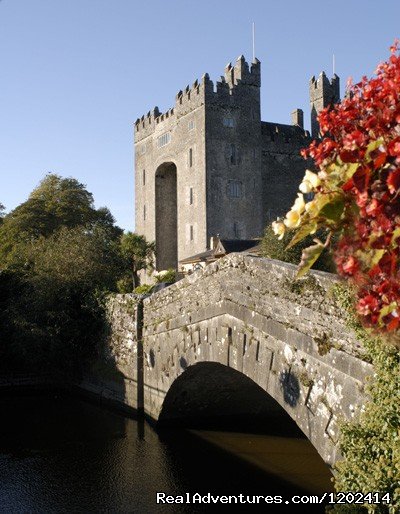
134,56,340,271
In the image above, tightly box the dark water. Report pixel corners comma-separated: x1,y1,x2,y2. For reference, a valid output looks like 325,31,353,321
0,394,332,513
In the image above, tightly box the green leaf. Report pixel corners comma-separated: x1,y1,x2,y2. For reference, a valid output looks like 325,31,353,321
378,302,398,322
319,197,345,222
356,248,385,268
391,227,400,246
365,138,385,160
286,220,318,250
343,162,360,181
296,242,325,279
371,249,385,266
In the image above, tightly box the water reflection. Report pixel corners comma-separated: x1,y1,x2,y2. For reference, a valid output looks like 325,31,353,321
0,394,332,513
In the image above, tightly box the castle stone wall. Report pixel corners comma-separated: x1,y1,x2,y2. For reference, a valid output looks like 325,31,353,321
261,122,312,222
310,72,340,138
134,77,209,268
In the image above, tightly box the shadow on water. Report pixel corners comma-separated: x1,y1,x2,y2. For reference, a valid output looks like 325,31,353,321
0,390,332,514
0,351,333,514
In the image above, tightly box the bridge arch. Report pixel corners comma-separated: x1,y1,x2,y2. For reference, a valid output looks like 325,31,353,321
159,361,304,437
155,161,177,271
143,254,373,467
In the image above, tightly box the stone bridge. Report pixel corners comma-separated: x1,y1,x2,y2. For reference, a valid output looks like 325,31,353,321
83,254,372,468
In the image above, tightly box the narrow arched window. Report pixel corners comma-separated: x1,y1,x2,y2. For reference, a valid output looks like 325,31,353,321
230,144,237,165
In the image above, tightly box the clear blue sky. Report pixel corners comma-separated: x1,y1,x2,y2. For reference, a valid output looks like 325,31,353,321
1,0,399,231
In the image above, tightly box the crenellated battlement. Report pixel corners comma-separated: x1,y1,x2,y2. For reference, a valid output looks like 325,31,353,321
134,56,261,142
261,121,311,148
134,106,166,141
134,73,211,141
310,72,340,103
309,71,340,137
224,55,261,88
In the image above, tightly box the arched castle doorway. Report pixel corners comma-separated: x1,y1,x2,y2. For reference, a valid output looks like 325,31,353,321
155,162,177,271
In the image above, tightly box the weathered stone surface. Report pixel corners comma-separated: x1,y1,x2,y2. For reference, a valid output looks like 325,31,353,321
86,255,372,468
142,254,372,467
78,294,142,412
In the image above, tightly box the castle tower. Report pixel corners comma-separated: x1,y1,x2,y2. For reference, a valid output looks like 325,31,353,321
205,56,263,244
309,72,340,138
134,56,263,273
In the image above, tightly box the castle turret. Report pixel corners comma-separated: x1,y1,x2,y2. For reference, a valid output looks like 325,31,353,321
223,56,261,89
309,72,340,138
291,108,304,129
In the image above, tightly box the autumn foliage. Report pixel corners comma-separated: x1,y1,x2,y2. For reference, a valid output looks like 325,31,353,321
274,42,400,333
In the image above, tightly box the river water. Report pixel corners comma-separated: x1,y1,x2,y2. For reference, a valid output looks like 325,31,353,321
0,394,333,513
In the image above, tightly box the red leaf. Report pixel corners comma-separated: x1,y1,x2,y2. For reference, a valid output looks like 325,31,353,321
373,151,387,170
387,168,400,194
340,149,358,163
352,166,370,192
342,177,354,191
388,139,400,157
387,317,399,331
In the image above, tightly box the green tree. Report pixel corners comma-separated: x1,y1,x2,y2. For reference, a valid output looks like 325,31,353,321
26,225,123,290
154,268,176,284
119,232,155,290
0,174,121,267
0,175,125,374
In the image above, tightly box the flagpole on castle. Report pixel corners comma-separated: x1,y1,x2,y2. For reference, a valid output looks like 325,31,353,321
252,22,255,61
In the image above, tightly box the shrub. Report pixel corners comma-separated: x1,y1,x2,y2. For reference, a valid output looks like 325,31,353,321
154,268,176,284
329,284,400,514
134,284,153,295
261,223,336,273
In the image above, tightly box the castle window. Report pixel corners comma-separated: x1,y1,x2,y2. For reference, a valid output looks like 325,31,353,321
223,117,235,128
189,187,193,205
230,144,237,165
227,180,242,198
140,144,146,155
143,204,146,221
233,222,241,239
157,132,171,148
189,148,193,167
190,225,194,241
143,169,146,186
188,120,195,131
